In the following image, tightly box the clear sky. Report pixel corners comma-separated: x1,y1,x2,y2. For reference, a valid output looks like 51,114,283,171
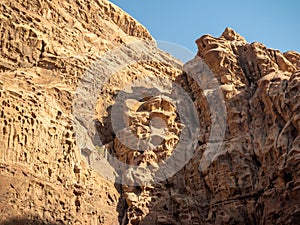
110,0,300,62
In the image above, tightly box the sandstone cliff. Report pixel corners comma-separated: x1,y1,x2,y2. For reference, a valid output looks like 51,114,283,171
0,0,299,225
137,28,300,225
0,0,179,224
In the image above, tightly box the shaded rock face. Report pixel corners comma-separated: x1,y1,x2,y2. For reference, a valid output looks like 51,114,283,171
0,0,299,225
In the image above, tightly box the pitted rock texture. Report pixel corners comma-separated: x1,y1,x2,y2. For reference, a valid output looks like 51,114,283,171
115,95,181,165
1,0,300,224
92,28,300,224
114,95,182,224
0,0,180,224
137,28,300,225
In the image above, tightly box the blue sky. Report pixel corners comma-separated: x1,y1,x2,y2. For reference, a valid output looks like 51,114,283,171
110,0,300,62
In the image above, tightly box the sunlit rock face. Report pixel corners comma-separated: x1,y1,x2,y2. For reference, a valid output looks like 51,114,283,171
139,28,300,225
115,96,181,166
0,0,299,224
0,0,179,224
113,95,182,224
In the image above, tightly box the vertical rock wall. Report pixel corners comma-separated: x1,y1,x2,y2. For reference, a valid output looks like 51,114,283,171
0,0,299,224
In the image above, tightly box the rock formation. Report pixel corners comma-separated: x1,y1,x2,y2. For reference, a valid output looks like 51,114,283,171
0,0,299,224
0,0,176,224
138,28,300,225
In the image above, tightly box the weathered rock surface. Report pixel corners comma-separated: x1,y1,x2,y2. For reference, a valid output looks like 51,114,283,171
0,0,299,224
139,28,300,225
0,0,180,224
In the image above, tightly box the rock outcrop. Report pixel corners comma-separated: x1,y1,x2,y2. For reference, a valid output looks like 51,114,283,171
0,0,180,224
0,0,299,224
138,28,300,225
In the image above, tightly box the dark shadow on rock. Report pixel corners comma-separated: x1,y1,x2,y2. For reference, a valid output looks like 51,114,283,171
94,105,126,224
92,87,160,224
0,217,63,225
93,107,127,223
94,105,115,146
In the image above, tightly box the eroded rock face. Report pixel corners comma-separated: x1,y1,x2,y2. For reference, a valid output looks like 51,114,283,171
138,28,300,225
0,0,176,224
1,0,299,224
114,95,182,224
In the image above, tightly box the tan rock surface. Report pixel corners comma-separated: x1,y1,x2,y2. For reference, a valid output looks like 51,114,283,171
0,0,180,224
139,28,300,225
0,0,299,224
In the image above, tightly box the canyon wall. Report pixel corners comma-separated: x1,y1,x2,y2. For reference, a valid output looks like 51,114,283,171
0,0,180,224
0,0,299,225
138,28,300,225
